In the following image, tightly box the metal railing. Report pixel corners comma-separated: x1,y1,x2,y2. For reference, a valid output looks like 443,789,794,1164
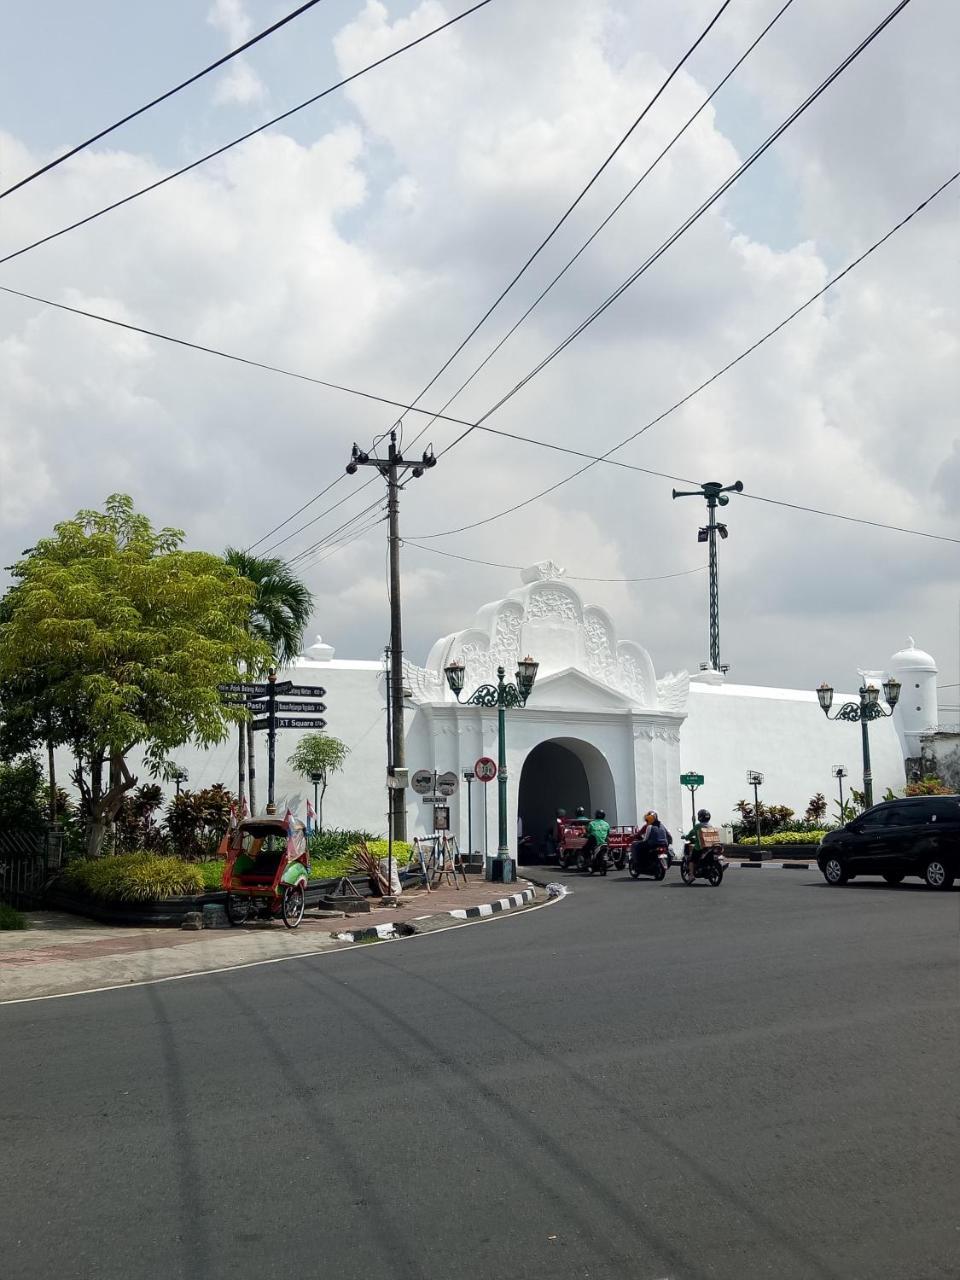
0,828,65,907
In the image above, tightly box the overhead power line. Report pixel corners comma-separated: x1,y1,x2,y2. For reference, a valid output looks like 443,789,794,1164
405,0,797,452
0,0,329,202
435,0,916,466
2,168,953,554
0,0,498,268
393,0,735,448
401,539,709,584
412,169,959,539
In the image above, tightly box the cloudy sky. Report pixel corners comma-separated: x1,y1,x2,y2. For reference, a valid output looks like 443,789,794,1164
1,0,957,700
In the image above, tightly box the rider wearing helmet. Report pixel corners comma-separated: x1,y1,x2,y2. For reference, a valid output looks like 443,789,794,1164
586,808,610,851
640,809,672,851
684,808,715,877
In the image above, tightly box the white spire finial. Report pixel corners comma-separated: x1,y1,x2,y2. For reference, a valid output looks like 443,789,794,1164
907,635,915,648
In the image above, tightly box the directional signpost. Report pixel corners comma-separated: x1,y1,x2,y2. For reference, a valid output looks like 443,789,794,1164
219,674,329,813
680,771,705,826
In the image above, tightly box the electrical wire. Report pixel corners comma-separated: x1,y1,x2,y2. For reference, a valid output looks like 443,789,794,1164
395,0,736,449
298,511,388,572
435,0,915,465
284,496,386,566
401,539,709,584
0,0,329,202
409,167,957,540
404,0,798,452
0,0,498,267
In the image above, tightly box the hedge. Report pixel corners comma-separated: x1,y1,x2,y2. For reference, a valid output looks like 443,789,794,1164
201,839,414,889
738,830,828,847
0,902,27,930
63,853,204,902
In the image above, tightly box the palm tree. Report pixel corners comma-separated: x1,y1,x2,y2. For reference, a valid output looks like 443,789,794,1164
224,549,313,812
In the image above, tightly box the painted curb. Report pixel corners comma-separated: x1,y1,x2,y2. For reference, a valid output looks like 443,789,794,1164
332,887,538,943
728,861,815,870
448,888,536,919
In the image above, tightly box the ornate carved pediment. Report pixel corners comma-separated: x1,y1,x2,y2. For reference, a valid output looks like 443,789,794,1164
408,563,690,716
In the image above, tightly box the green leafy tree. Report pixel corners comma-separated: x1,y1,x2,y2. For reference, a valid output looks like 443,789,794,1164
0,495,268,856
223,549,313,812
287,732,349,834
0,755,46,833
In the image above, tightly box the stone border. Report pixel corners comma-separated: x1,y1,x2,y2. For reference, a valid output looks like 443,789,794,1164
727,860,814,870
332,887,538,943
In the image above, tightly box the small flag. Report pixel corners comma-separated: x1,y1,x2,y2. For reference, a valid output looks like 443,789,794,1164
240,795,250,820
306,799,316,836
228,800,238,831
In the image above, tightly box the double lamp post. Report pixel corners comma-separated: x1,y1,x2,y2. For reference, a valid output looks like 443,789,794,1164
442,656,539,883
816,676,901,809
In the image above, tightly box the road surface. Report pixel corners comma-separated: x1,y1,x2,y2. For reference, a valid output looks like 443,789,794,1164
2,869,957,1279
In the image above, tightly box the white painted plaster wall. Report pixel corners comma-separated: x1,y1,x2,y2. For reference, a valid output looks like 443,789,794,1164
681,680,905,827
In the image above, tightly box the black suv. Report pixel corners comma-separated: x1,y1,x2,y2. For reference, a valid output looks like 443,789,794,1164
818,795,960,889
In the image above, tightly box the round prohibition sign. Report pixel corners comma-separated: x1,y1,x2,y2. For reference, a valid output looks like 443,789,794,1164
474,757,497,783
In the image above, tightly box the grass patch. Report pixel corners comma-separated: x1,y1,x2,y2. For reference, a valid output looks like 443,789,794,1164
63,853,204,902
0,902,27,930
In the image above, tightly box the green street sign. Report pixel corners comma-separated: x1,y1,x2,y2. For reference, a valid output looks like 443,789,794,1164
680,772,705,787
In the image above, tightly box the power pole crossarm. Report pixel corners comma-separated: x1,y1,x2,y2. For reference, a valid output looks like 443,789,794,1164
346,430,437,841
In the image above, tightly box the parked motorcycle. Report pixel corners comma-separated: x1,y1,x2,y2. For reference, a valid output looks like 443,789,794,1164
628,840,668,881
680,843,727,887
577,842,609,876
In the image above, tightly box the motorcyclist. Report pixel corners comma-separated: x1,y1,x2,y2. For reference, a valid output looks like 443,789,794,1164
571,806,588,825
583,808,610,862
640,810,671,850
684,808,717,877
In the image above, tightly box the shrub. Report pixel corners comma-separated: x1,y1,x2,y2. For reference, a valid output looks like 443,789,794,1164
0,902,27,930
738,830,827,847
307,828,379,861
63,853,204,902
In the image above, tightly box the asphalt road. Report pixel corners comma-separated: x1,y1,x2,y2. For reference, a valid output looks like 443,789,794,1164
2,868,958,1280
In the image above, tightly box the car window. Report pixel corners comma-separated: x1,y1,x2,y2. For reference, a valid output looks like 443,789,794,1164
884,804,922,827
924,799,960,824
857,808,893,832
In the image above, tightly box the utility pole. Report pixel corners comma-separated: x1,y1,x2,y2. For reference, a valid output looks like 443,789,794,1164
347,430,437,840
672,480,743,671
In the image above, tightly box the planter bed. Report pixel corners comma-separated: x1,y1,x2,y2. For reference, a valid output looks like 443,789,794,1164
41,873,394,928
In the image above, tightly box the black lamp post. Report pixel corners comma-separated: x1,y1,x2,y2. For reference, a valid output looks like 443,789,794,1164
310,771,324,831
746,770,764,851
832,765,848,822
443,656,539,882
171,765,189,797
816,678,901,809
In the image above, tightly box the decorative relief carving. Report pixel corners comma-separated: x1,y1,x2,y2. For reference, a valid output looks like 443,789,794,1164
492,606,523,668
656,671,690,714
584,612,617,683
521,560,565,583
633,723,655,741
654,724,680,743
527,588,579,621
403,661,442,703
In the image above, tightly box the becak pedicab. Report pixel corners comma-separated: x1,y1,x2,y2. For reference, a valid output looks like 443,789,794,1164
555,813,636,872
219,813,309,928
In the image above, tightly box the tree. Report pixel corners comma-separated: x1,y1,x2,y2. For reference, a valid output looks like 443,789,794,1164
287,732,349,834
223,549,313,812
0,495,268,856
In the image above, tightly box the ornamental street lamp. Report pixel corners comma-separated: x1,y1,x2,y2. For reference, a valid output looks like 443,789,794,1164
816,678,901,809
443,656,539,883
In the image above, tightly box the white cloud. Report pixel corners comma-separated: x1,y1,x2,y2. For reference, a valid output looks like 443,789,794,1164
207,0,266,105
0,0,956,691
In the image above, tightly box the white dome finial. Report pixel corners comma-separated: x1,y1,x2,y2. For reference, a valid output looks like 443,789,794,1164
907,635,915,648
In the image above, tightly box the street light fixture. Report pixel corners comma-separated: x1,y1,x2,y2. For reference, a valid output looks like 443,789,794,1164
746,770,764,851
832,764,848,822
816,678,901,808
443,656,539,882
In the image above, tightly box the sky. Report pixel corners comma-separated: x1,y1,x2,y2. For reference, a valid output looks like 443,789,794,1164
0,0,957,702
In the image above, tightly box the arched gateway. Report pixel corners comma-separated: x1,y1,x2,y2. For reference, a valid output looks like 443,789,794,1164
402,562,690,853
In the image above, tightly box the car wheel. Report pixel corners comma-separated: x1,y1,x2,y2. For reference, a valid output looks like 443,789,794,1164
923,859,954,890
822,857,848,886
882,872,905,885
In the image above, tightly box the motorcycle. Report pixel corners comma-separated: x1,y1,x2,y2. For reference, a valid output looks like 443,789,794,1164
577,841,609,876
680,843,727,887
628,840,668,881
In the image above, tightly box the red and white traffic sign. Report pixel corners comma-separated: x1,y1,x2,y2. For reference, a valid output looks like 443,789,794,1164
474,757,497,783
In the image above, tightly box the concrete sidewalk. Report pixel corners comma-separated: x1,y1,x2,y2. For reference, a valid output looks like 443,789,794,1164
0,878,542,1003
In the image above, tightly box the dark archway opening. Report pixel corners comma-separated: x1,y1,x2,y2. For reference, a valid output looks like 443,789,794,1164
517,740,591,863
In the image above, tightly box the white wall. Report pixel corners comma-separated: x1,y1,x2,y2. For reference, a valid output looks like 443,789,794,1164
681,680,905,827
